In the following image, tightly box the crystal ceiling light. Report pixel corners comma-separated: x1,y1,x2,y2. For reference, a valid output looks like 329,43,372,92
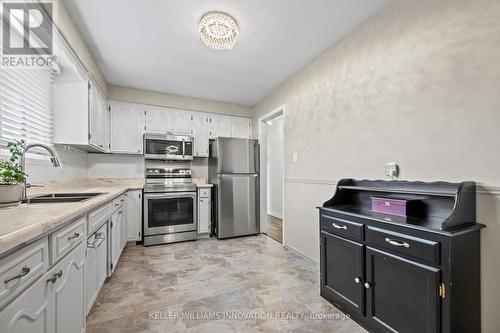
199,11,239,50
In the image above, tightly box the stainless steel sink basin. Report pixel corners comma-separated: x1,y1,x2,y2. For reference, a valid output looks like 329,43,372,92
22,192,105,204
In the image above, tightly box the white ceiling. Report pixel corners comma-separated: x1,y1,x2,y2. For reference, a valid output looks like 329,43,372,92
63,0,390,106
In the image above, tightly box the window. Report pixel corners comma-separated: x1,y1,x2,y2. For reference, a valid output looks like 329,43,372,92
0,66,53,145
0,0,54,146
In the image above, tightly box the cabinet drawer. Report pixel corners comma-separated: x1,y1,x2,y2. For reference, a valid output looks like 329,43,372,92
0,237,49,310
199,188,211,198
111,195,125,212
50,216,85,265
87,202,111,234
366,226,440,265
320,215,364,241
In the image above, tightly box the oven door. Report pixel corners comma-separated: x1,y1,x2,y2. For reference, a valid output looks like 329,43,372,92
144,138,185,160
143,192,197,235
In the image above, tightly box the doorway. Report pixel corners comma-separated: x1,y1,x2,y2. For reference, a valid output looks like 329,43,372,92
258,106,285,244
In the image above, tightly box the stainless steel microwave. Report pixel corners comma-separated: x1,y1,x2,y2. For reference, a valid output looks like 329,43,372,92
144,134,193,160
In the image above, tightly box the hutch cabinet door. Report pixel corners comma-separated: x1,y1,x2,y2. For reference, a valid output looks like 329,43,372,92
365,247,440,333
320,230,364,314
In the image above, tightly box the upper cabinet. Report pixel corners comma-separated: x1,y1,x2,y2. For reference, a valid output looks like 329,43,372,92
191,112,210,157
231,116,252,139
109,101,145,154
145,105,171,134
53,36,108,153
170,108,192,135
89,82,109,151
209,114,232,138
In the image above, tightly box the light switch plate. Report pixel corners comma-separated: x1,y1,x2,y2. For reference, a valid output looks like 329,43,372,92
384,162,399,177
292,152,298,163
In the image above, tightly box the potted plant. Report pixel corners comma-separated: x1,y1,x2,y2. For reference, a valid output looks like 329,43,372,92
0,140,26,207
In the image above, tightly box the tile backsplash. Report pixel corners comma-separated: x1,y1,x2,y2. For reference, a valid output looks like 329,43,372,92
1,144,211,183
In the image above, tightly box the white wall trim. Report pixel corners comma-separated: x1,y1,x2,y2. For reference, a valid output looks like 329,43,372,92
284,244,319,265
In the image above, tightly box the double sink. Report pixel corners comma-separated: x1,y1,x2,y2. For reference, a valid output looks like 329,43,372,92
22,192,105,204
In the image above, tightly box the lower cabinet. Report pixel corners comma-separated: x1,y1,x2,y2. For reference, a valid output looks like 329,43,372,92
85,223,108,314
365,247,440,333
320,230,364,315
0,242,85,333
126,190,142,241
109,208,121,275
197,187,211,234
109,202,126,275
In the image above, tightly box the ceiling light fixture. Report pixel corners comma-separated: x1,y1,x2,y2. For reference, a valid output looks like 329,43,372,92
199,11,239,50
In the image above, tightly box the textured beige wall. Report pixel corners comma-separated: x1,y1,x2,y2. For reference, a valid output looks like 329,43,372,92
108,85,252,117
252,0,500,331
48,0,108,95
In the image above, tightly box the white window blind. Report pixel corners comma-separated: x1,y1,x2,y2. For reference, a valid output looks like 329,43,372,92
0,66,53,145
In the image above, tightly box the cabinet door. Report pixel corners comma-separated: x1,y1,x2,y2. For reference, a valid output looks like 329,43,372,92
119,206,127,250
96,225,108,289
110,101,145,154
231,117,252,139
126,190,142,241
88,82,102,149
0,270,50,333
145,105,170,134
209,114,232,138
169,108,192,135
198,197,211,234
85,242,98,315
51,243,85,333
320,230,364,315
99,93,110,152
109,211,121,274
365,246,440,333
191,112,210,157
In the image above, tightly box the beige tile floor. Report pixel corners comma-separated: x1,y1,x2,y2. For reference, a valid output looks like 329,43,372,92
86,235,366,333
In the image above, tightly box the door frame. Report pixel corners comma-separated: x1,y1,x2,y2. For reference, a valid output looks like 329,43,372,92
258,104,286,244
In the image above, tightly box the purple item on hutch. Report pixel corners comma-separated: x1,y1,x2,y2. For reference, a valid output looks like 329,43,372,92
371,197,408,217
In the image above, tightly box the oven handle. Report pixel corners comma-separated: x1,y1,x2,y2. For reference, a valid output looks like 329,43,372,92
144,192,196,199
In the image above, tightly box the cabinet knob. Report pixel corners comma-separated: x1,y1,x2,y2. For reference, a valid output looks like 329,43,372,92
364,282,371,289
354,277,361,284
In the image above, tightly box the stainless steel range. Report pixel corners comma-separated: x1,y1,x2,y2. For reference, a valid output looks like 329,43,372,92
143,167,197,246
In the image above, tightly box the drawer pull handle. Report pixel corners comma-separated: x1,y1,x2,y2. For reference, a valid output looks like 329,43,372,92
354,277,361,284
47,270,63,284
332,223,347,230
67,232,80,241
4,266,31,284
385,237,410,248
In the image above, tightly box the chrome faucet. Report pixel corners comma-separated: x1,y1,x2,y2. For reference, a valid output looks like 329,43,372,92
21,143,61,200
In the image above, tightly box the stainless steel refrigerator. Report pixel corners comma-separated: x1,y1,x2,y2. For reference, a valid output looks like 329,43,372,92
209,137,260,239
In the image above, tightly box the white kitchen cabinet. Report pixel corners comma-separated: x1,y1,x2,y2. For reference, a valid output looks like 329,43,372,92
54,79,107,153
0,243,85,333
0,268,51,333
209,114,232,138
197,187,211,234
109,208,121,275
51,242,85,333
110,101,145,154
120,203,127,251
170,108,192,135
191,112,210,157
126,190,142,241
85,224,107,315
145,105,170,134
89,81,108,151
231,117,252,139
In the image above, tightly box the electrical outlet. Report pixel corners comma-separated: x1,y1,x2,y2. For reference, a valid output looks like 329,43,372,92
384,162,399,178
